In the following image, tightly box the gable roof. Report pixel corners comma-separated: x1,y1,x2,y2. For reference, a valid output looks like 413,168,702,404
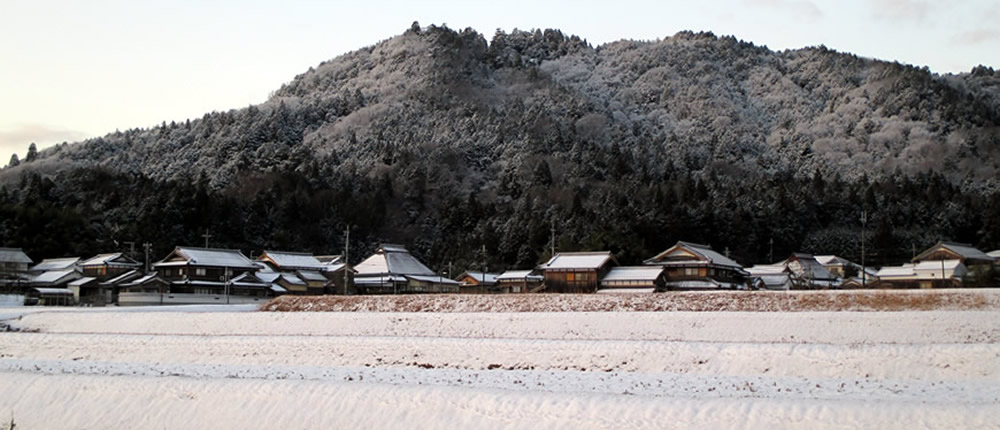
785,253,839,281
31,269,81,285
354,244,435,276
644,241,742,269
600,266,665,282
457,271,500,284
496,270,543,281
913,242,995,264
258,251,325,270
815,255,852,267
101,269,141,286
0,247,32,264
539,251,616,270
80,253,141,268
31,257,81,272
153,247,257,269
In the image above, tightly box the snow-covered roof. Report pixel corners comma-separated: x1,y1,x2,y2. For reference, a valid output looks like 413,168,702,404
315,255,342,264
914,260,964,272
539,251,615,270
644,242,742,270
913,242,994,264
786,253,839,281
405,275,461,285
0,247,32,264
101,269,140,286
458,271,500,284
988,250,1000,259
81,253,140,267
31,269,80,285
68,276,98,287
296,270,328,282
354,244,435,276
122,273,165,287
230,273,272,288
754,273,792,290
876,264,916,278
496,270,543,281
154,247,257,270
354,275,408,284
259,251,325,270
600,266,665,282
746,264,788,275
279,273,306,286
815,255,852,267
32,287,73,295
31,257,80,272
665,279,723,289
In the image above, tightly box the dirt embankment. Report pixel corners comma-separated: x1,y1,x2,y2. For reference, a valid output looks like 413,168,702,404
261,289,1000,312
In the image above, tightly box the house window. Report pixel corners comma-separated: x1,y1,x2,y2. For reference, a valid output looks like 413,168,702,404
566,273,575,281
685,268,698,276
195,268,207,276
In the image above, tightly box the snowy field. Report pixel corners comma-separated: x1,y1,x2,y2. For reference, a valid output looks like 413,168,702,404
1,292,999,429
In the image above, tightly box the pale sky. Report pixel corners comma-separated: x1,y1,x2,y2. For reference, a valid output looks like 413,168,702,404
1,0,997,164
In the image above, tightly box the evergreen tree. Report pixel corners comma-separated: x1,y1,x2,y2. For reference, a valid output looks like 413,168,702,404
7,153,18,168
25,143,37,162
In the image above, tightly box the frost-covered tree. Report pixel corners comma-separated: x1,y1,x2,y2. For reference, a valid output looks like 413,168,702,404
25,142,37,162
7,153,18,168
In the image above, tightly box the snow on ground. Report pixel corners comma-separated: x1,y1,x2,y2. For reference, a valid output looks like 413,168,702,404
1,292,999,429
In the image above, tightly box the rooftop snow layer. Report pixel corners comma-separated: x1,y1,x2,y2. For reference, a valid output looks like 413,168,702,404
260,251,325,270
540,252,614,270
354,245,435,276
0,247,32,264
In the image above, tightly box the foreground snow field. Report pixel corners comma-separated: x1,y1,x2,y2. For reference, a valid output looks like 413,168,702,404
1,293,999,429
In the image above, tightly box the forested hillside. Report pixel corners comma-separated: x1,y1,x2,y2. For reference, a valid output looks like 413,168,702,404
2,23,999,270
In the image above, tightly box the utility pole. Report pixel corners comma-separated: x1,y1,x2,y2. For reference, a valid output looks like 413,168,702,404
142,242,152,274
550,218,557,258
768,238,774,264
202,230,212,248
343,227,350,295
860,210,868,288
481,244,487,287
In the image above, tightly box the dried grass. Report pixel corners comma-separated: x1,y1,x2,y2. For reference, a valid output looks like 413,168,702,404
261,289,1000,313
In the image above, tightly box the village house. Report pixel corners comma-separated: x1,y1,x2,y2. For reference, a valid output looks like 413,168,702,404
643,241,747,290
875,260,967,289
256,250,329,295
456,271,502,294
538,251,617,293
597,266,667,293
495,270,543,293
353,244,459,294
80,253,142,280
874,242,996,289
317,255,356,295
29,257,81,275
782,253,841,289
0,247,32,289
912,242,996,287
152,247,261,295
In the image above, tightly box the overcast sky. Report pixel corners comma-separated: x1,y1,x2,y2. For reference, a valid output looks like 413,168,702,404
1,0,998,164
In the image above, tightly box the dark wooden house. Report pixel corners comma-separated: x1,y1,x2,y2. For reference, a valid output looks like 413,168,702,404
538,251,618,293
80,253,142,281
643,241,748,290
495,270,544,293
152,247,260,295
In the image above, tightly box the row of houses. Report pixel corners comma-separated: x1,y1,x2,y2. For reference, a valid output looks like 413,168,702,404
2,240,999,305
